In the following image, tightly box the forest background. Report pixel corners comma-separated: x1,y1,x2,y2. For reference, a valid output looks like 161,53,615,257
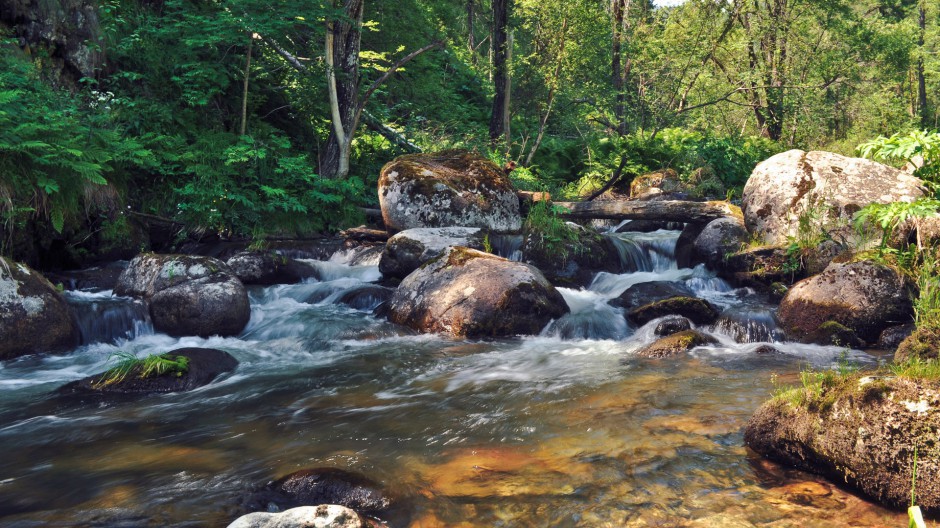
0,0,936,268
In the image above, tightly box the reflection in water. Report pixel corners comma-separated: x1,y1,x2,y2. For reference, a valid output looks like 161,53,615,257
0,240,905,527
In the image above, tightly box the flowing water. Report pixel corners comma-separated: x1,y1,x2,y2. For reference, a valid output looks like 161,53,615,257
0,233,907,527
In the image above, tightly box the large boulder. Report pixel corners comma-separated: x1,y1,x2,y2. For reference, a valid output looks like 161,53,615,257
386,246,569,338
115,254,250,337
0,257,79,360
377,151,522,233
745,376,940,512
379,227,485,280
743,150,926,245
225,251,317,285
777,260,912,345
227,505,365,528
58,348,238,397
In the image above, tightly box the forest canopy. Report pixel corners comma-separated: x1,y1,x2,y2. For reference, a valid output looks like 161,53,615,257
0,0,937,265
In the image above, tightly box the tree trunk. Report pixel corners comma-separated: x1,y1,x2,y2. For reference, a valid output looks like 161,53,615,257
322,0,364,180
918,0,928,126
550,199,738,223
489,0,510,146
467,0,476,65
611,0,627,136
525,18,567,166
239,34,252,136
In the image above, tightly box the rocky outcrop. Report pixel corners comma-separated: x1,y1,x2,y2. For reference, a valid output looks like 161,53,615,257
228,505,365,528
627,296,720,326
378,150,522,233
379,227,485,280
385,247,569,338
777,260,912,345
742,150,925,245
58,348,238,397
745,376,940,512
244,468,397,520
0,257,79,360
225,251,317,285
634,330,717,358
115,254,250,337
1,0,104,83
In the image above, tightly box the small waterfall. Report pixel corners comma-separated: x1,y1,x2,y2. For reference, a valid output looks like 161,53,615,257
606,230,679,273
712,306,785,344
543,288,629,340
65,291,153,345
489,234,523,261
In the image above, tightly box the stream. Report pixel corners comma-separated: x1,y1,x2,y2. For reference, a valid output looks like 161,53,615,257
0,230,908,527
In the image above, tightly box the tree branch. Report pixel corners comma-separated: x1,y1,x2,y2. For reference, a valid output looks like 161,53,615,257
359,41,445,111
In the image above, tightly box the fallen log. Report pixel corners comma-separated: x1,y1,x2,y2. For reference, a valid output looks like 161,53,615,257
551,200,740,224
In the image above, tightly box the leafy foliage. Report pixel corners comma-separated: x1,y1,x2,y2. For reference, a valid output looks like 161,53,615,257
859,130,940,187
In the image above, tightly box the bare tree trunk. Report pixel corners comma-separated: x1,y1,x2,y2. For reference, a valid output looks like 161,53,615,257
489,0,511,146
240,34,253,136
525,18,567,166
611,0,627,136
918,0,928,126
322,0,365,180
467,0,476,65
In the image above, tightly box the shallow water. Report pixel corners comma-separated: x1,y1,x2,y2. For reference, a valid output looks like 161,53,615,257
0,233,909,527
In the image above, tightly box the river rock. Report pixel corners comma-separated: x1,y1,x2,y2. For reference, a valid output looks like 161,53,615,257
522,226,620,287
225,251,317,285
58,347,238,396
654,316,692,337
386,246,569,338
742,150,926,245
0,257,79,360
628,296,720,326
245,468,395,519
379,227,485,280
115,254,250,337
777,260,912,345
690,216,749,269
634,330,718,358
745,376,940,512
612,281,696,309
227,505,365,528
378,150,522,233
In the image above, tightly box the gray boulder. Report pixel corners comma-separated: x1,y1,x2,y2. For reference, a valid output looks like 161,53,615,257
690,216,748,269
0,257,79,360
227,505,364,528
777,260,913,345
378,151,522,233
379,227,484,280
742,150,925,245
225,251,317,285
115,254,250,337
386,246,569,338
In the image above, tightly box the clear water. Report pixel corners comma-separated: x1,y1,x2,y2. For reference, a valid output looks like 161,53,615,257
0,233,906,527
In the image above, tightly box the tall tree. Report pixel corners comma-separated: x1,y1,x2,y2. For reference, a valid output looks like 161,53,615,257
489,0,511,146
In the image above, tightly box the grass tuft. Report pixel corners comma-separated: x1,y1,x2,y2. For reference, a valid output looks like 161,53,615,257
93,351,190,388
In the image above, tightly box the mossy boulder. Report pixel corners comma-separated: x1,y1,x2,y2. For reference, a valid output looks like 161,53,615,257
630,169,682,198
627,296,720,326
379,227,485,280
895,327,940,363
243,467,400,521
742,150,926,245
115,254,250,337
0,257,79,360
378,150,522,233
58,348,238,396
777,260,913,345
634,330,718,358
745,376,940,512
385,246,569,338
521,224,620,287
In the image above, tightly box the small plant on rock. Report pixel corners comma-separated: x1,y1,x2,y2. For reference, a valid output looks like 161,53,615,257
93,351,190,388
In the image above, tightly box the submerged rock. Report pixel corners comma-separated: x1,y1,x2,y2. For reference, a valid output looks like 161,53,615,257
745,376,940,512
378,150,522,233
336,285,393,311
386,246,569,338
379,227,485,280
777,260,912,345
245,468,397,520
227,505,365,528
115,254,250,337
634,330,718,358
58,348,238,396
742,150,925,245
627,296,720,326
225,251,317,285
0,257,79,360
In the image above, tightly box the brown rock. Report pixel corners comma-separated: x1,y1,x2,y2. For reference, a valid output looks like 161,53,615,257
634,330,718,358
627,296,720,326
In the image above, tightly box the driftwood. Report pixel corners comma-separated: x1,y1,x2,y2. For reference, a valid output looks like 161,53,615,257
341,226,389,243
550,200,739,223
